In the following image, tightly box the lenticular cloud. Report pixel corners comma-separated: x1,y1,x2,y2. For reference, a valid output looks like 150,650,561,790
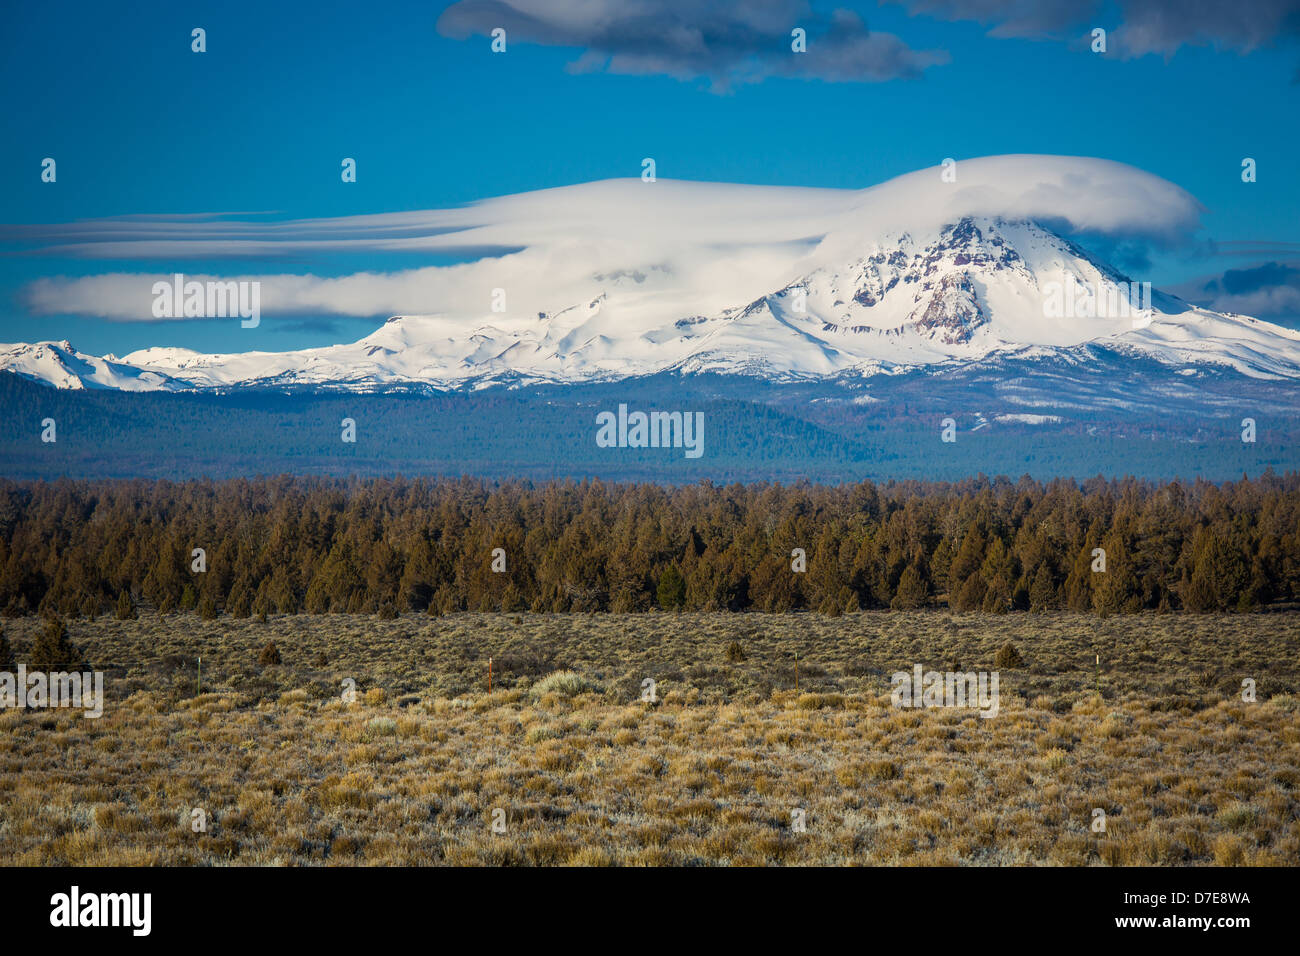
17,154,1202,322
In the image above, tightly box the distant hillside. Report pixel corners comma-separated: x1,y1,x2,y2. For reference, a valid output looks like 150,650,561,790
3,364,1297,483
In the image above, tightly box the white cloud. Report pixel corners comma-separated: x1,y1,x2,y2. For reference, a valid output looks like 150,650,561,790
18,155,1204,323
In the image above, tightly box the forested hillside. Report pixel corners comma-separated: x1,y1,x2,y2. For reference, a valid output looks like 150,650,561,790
4,369,1296,483
1,474,1297,618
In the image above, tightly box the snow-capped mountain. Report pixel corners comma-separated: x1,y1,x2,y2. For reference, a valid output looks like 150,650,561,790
4,157,1299,392
0,340,184,391
5,215,1299,392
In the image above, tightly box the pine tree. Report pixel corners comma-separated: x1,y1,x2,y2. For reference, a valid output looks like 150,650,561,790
115,591,137,621
952,572,987,612
656,565,686,609
29,617,82,671
1063,533,1099,612
1182,567,1218,613
1028,562,1056,612
1203,534,1249,610
891,563,931,610
930,538,954,596
0,628,13,673
1,474,1297,621
1183,529,1249,612
1092,533,1139,615
948,522,990,611
948,522,987,586
979,538,1016,613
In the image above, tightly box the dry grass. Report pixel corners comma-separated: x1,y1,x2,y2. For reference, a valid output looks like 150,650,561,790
1,611,1297,866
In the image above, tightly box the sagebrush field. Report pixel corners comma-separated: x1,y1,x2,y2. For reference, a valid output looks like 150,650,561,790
2,611,1297,865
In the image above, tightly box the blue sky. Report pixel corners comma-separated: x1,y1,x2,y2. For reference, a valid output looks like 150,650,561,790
2,0,1298,355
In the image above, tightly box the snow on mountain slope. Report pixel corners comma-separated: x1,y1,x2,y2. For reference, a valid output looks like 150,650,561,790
1115,309,1300,380
4,156,1299,391
6,215,1300,390
0,341,181,391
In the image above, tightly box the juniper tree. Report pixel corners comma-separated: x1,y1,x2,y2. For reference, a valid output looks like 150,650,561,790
890,563,931,610
115,591,137,621
1028,562,1056,612
30,617,82,671
0,475,1295,619
656,565,686,609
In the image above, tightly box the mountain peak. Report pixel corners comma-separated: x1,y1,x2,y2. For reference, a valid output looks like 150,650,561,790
4,202,1298,391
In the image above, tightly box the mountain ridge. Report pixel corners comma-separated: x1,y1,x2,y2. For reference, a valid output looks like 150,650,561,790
5,214,1300,392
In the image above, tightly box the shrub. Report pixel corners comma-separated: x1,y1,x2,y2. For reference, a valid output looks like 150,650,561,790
305,679,334,700
525,724,562,743
257,641,282,667
993,641,1024,668
494,650,554,677
818,596,844,617
1098,711,1132,739
1216,802,1259,830
365,717,397,738
29,617,83,671
656,566,686,609
1213,835,1246,866
529,670,600,700
1042,748,1068,770
377,601,398,620
115,591,137,621
844,657,877,677
724,640,746,663
866,759,899,781
795,692,844,710
227,589,252,618
1267,693,1297,712
0,628,14,673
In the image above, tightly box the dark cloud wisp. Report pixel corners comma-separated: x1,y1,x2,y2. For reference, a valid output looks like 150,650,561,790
437,0,948,89
893,0,1300,57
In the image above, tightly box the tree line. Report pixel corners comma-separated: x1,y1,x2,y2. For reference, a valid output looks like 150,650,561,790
0,473,1297,619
